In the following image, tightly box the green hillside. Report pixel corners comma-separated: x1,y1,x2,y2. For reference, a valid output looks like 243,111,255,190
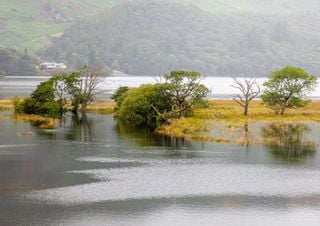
1,0,320,53
44,0,320,76
0,0,117,52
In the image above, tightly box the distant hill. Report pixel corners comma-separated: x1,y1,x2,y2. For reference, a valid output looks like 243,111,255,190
0,48,38,76
1,0,320,54
0,0,117,52
44,0,320,76
180,0,320,14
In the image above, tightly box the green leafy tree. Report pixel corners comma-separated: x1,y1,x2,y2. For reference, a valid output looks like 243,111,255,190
261,66,317,115
19,80,60,117
111,86,130,110
164,70,209,117
48,73,70,116
117,84,173,126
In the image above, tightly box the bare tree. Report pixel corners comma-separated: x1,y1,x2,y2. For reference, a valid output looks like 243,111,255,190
231,78,260,115
66,66,103,114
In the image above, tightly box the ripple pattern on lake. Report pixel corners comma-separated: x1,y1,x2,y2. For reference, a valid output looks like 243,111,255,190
25,158,320,205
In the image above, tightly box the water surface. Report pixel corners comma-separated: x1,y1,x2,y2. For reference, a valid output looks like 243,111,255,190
1,112,320,225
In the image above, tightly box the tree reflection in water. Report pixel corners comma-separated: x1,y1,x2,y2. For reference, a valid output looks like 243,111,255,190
115,120,200,158
261,123,316,161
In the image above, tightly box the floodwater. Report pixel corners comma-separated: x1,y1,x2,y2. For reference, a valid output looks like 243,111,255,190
1,111,320,225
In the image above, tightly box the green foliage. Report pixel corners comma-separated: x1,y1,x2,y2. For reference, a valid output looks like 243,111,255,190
117,84,173,127
0,48,38,76
111,86,130,109
115,70,209,127
12,97,25,114
164,70,209,117
14,66,102,117
44,0,320,76
17,79,61,117
261,66,317,115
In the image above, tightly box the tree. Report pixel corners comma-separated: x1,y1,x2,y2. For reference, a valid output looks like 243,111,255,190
117,84,173,126
163,70,209,118
18,80,60,117
261,66,317,115
65,66,103,114
111,86,130,110
49,73,69,116
231,78,260,115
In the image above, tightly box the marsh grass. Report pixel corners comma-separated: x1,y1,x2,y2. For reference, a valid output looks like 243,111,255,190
158,99,320,144
85,100,115,114
12,114,59,129
0,100,14,111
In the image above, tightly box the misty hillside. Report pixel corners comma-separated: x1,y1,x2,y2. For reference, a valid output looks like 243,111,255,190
0,0,116,52
44,0,320,76
176,0,320,15
0,48,38,76
1,0,320,53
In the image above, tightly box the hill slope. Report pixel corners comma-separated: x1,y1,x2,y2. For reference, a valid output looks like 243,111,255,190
0,0,117,52
44,0,320,76
181,0,320,14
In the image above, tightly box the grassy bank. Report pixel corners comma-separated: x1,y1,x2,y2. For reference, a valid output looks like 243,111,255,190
157,99,320,144
0,99,115,128
0,99,115,113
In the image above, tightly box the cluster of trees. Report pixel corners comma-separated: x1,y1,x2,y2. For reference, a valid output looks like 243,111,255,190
112,70,209,127
14,66,102,117
44,1,320,76
232,66,317,115
13,65,317,130
0,48,38,76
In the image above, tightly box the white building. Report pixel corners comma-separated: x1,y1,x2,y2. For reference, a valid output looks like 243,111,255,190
39,62,67,70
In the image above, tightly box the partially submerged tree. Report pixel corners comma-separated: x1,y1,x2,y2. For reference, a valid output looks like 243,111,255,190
49,73,69,116
261,66,317,115
16,79,60,117
164,70,209,117
14,65,103,117
117,84,173,126
231,78,260,115
114,70,209,127
65,66,103,114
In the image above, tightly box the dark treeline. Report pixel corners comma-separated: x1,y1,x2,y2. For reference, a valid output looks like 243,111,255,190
0,48,38,76
44,0,320,76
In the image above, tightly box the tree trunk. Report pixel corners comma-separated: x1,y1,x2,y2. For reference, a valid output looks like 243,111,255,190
179,103,186,118
81,104,87,115
244,103,249,116
280,100,288,115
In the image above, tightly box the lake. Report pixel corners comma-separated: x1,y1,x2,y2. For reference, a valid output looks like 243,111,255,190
2,77,320,225
1,75,320,99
